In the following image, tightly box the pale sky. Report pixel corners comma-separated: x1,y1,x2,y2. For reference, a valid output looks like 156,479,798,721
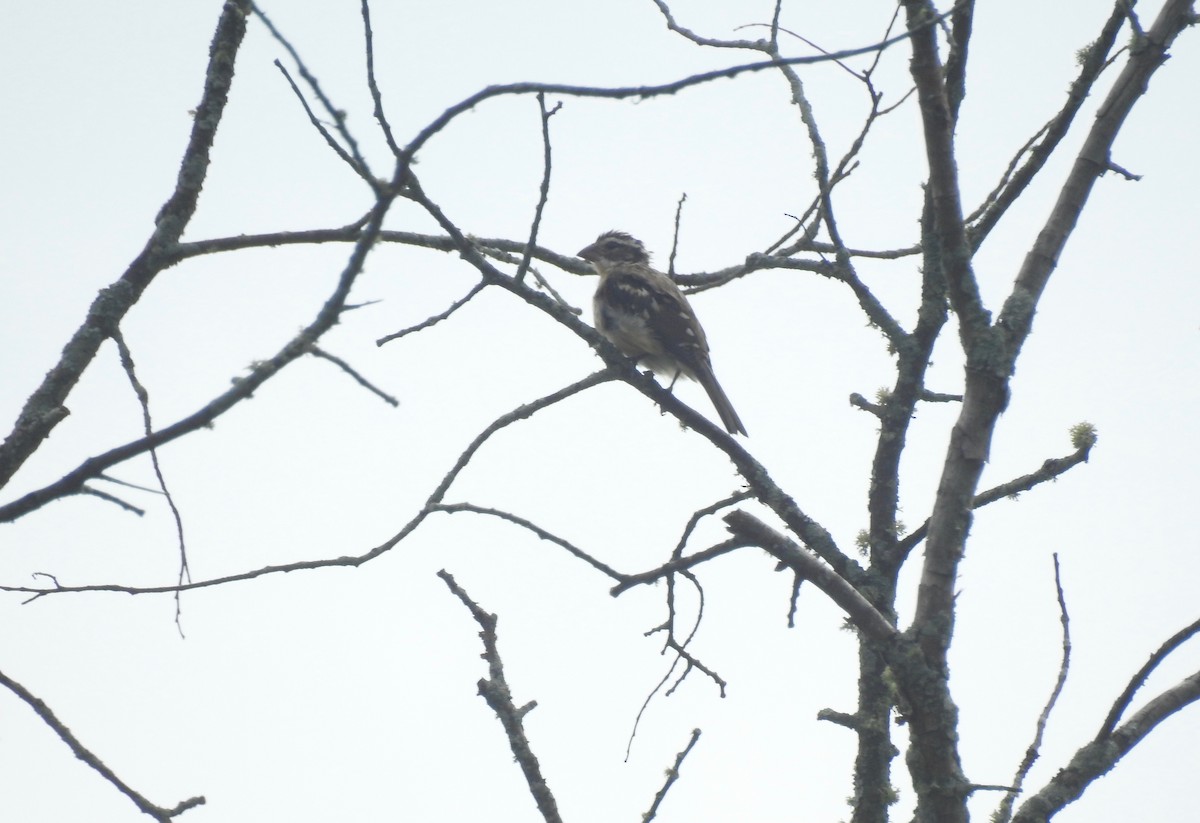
1,2,1198,821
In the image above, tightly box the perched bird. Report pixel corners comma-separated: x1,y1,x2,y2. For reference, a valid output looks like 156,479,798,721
579,230,747,436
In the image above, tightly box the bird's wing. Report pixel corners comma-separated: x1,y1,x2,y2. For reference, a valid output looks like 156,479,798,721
597,267,711,367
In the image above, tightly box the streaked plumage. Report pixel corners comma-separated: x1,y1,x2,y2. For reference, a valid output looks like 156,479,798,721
579,231,747,436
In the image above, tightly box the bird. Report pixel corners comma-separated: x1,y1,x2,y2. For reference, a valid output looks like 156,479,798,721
578,230,747,436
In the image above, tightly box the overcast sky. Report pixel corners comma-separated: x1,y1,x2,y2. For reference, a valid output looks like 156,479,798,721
1,2,1198,821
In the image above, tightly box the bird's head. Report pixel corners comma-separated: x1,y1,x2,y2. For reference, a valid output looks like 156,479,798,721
578,231,650,269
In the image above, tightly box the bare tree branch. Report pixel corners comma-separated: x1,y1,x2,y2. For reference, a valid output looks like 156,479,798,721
943,0,976,117
610,539,749,596
667,193,687,276
376,280,489,345
307,345,400,406
897,5,1193,816
630,590,726,758
643,728,703,823
515,94,559,284
996,0,1195,351
72,486,147,516
1096,614,1200,741
994,554,1073,823
723,510,896,643
403,169,860,580
270,58,373,183
438,571,562,823
897,436,1095,557
0,0,254,491
112,330,192,631
1013,669,1200,823
0,186,402,523
254,4,375,183
432,502,624,580
1,372,615,599
968,3,1129,250
359,0,401,156
0,666,204,821
902,0,987,343
401,11,956,163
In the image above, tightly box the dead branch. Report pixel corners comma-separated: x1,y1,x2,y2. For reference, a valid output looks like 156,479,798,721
723,510,896,643
0,666,204,821
438,571,562,823
0,0,254,491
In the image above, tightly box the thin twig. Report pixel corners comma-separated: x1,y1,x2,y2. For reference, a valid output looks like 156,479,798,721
3,372,616,600
254,4,374,182
1096,614,1200,741
643,729,702,823
0,667,205,821
627,550,725,759
968,3,1128,250
73,486,147,516
95,474,165,495
673,491,753,559
376,280,489,346
667,193,688,276
747,23,867,80
994,554,1072,823
113,330,192,632
272,59,373,184
612,492,760,594
359,0,401,156
432,502,623,580
515,94,559,283
897,440,1095,557
307,345,400,406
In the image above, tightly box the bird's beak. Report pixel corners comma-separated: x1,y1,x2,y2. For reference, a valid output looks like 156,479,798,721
578,242,598,262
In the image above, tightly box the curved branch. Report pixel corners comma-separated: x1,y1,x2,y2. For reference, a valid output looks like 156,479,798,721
514,94,559,284
401,14,953,162
994,554,1072,823
1,372,615,599
0,666,204,821
432,502,623,581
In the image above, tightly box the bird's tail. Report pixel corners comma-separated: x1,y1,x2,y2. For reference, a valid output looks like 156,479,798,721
695,366,748,436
